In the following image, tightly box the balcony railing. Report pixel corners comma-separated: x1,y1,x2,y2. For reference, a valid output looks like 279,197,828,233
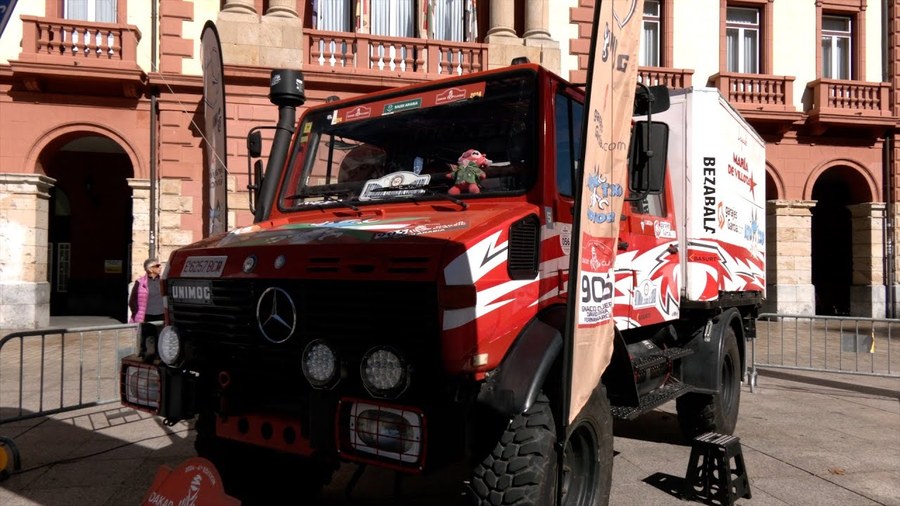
17,15,141,69
709,72,796,112
12,16,144,97
637,67,693,89
807,79,891,120
305,29,487,79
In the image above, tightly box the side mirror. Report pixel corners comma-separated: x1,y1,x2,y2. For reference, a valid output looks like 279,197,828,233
249,159,264,214
633,85,670,116
247,130,262,158
628,121,669,195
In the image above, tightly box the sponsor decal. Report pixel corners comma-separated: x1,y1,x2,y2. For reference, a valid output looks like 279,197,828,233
689,253,718,262
342,105,372,123
579,268,614,325
169,280,213,305
744,208,765,247
727,153,758,197
372,220,468,239
702,157,717,233
592,110,628,151
586,240,613,271
653,220,676,239
559,223,572,256
717,202,739,233
435,87,467,104
181,256,227,278
633,279,658,309
358,171,430,201
586,172,623,224
383,98,422,115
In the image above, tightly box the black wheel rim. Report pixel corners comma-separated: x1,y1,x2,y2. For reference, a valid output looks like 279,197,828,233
561,423,598,505
722,352,736,412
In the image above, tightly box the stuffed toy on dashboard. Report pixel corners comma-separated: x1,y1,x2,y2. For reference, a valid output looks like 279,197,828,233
447,149,491,194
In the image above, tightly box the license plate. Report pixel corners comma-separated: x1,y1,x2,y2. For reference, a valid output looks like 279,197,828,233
180,255,227,278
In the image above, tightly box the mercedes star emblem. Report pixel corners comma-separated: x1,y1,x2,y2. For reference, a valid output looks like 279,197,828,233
256,287,297,343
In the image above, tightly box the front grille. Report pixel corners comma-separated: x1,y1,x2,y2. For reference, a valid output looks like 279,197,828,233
172,279,438,347
169,279,442,400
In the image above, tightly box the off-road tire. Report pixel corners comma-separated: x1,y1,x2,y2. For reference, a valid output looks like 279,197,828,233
193,414,334,506
676,326,741,439
467,387,613,506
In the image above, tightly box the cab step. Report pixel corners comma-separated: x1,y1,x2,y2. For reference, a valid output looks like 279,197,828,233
631,346,694,373
610,380,693,420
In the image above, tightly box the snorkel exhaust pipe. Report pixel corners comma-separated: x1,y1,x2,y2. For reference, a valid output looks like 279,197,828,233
254,69,306,222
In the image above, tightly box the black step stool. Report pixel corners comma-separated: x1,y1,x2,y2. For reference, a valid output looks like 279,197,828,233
682,432,751,505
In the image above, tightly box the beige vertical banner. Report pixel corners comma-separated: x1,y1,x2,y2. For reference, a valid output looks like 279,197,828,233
201,21,228,237
568,0,644,423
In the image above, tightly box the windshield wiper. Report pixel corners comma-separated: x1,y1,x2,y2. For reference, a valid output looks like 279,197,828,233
371,184,468,210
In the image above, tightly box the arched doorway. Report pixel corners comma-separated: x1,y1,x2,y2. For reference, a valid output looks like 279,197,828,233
45,135,134,321
810,166,871,316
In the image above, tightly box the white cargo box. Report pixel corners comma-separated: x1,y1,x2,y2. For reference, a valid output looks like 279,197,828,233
656,87,767,302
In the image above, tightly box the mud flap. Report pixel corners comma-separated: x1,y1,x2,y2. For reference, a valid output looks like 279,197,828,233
681,308,743,394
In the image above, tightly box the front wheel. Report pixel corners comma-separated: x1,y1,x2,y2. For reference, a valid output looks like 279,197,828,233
466,386,613,506
676,326,741,439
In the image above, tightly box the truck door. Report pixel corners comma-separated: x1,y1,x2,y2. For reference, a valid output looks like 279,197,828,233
617,170,681,328
551,87,584,300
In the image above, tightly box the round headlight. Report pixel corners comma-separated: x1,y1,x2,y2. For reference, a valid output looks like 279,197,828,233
360,347,409,398
302,339,339,388
157,326,182,366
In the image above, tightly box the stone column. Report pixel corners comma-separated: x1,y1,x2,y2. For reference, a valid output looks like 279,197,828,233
218,0,262,66
128,179,152,283
266,0,299,18
523,0,551,40
222,0,257,14
0,174,54,330
762,200,816,315
522,0,559,72
848,202,886,317
261,0,303,67
486,0,516,40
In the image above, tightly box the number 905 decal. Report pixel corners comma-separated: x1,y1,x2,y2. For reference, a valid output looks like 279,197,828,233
579,272,613,325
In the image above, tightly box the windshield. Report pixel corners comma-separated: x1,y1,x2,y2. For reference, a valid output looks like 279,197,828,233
279,70,537,210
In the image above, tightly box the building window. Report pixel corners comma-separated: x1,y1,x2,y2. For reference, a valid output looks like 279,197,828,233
726,6,759,73
822,14,851,80
315,0,353,31
640,0,660,67
430,0,478,42
64,0,117,23
371,0,415,38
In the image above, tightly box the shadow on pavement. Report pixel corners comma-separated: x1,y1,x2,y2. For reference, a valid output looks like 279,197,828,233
0,405,194,506
756,368,900,399
612,409,688,446
642,472,687,503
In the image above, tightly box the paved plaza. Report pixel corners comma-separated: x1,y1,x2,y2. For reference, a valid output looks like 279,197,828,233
0,317,897,505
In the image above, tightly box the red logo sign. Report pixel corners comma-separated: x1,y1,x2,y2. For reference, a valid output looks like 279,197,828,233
142,457,239,506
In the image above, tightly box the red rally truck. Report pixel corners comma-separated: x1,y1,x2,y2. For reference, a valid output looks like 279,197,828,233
121,62,766,505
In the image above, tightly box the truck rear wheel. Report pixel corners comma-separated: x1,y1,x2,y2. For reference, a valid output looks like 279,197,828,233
193,414,334,505
676,326,741,439
467,387,613,506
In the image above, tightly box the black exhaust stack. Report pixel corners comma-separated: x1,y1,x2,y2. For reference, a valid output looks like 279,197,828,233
254,69,306,223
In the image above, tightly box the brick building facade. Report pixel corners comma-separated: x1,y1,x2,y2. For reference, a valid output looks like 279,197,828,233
0,0,897,328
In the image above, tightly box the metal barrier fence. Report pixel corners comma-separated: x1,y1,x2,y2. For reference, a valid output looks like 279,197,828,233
0,324,138,424
750,313,899,392
2,315,897,421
